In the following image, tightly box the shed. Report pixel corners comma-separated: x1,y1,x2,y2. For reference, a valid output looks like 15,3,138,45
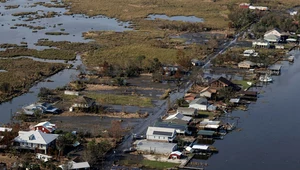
268,64,281,75
135,140,177,154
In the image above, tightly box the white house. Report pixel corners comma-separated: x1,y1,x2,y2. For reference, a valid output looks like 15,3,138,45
252,40,270,48
189,98,208,111
14,131,58,154
71,96,95,109
264,29,282,43
59,161,90,170
199,119,221,130
146,126,176,142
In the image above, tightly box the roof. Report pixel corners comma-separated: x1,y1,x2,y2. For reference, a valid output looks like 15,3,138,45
229,98,240,103
189,97,207,106
197,130,215,136
135,140,177,154
239,60,255,66
177,107,196,116
74,96,95,104
243,49,255,54
146,126,175,137
69,161,90,169
214,77,241,91
34,121,56,132
264,34,280,42
170,151,182,156
200,119,220,125
268,64,282,71
265,28,282,35
154,121,187,131
192,144,209,150
165,113,192,122
14,131,58,145
0,127,12,132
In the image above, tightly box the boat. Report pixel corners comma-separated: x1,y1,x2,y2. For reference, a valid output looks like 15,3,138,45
259,74,273,82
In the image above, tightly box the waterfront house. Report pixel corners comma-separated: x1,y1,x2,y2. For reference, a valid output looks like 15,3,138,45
238,60,256,69
239,91,258,101
252,39,270,48
146,126,176,142
14,130,58,154
134,140,178,154
199,119,221,131
268,64,282,75
22,102,60,115
33,121,56,134
176,107,197,117
71,96,95,109
209,77,241,91
264,28,289,43
197,130,215,139
189,97,208,111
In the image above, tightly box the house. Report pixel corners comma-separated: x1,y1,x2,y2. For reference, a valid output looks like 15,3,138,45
71,96,95,109
59,161,90,170
135,140,178,154
64,90,79,96
243,49,256,57
238,60,256,69
14,131,58,154
155,121,190,135
184,93,196,103
189,97,208,111
209,77,241,91
197,130,215,139
199,119,221,131
252,40,270,48
249,6,268,11
275,44,284,49
169,151,182,159
199,87,217,99
146,126,176,142
33,121,56,134
268,64,281,75
22,103,60,115
264,28,288,43
165,113,192,122
176,107,197,117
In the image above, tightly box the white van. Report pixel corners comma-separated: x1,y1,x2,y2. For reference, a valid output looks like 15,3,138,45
36,153,52,162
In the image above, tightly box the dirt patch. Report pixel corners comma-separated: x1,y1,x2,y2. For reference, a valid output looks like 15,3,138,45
0,155,18,168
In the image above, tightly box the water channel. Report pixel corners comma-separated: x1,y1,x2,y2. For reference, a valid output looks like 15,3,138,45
205,49,300,170
0,0,131,124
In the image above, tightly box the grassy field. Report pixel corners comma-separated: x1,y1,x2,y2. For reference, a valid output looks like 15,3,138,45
141,160,179,169
86,93,153,107
232,80,253,90
0,58,65,102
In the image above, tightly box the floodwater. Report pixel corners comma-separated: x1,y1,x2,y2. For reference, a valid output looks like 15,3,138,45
147,14,204,22
0,0,131,124
205,49,300,170
0,0,131,49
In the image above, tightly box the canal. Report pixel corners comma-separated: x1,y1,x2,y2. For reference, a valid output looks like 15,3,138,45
206,49,300,170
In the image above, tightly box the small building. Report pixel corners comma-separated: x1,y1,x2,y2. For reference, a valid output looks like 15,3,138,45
249,6,268,11
243,49,256,57
229,98,240,105
238,60,256,69
189,98,208,111
64,90,79,96
72,96,95,109
239,3,250,9
135,140,178,154
14,131,58,154
275,44,284,49
59,161,90,170
268,64,282,75
165,113,192,122
176,107,197,117
169,151,182,159
33,121,56,134
146,126,176,142
252,40,270,48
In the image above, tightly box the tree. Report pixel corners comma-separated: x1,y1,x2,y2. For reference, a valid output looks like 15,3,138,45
38,87,52,100
218,87,234,103
176,50,192,70
56,132,76,158
108,120,124,139
0,82,11,93
83,139,111,166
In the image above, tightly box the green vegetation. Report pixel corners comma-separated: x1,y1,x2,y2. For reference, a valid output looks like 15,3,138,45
0,48,75,60
141,160,179,169
0,58,65,102
86,93,153,107
232,80,253,90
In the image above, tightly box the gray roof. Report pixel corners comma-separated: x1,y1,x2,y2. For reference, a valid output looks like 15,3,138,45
189,98,207,105
135,140,177,154
154,121,187,131
177,107,196,116
268,64,281,71
146,126,176,137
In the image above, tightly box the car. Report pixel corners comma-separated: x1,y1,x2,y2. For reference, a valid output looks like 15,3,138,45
123,147,136,153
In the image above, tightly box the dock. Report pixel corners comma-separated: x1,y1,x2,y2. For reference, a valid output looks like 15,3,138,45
179,154,205,170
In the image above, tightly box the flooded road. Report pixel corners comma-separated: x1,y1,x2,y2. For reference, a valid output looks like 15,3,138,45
206,49,300,170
